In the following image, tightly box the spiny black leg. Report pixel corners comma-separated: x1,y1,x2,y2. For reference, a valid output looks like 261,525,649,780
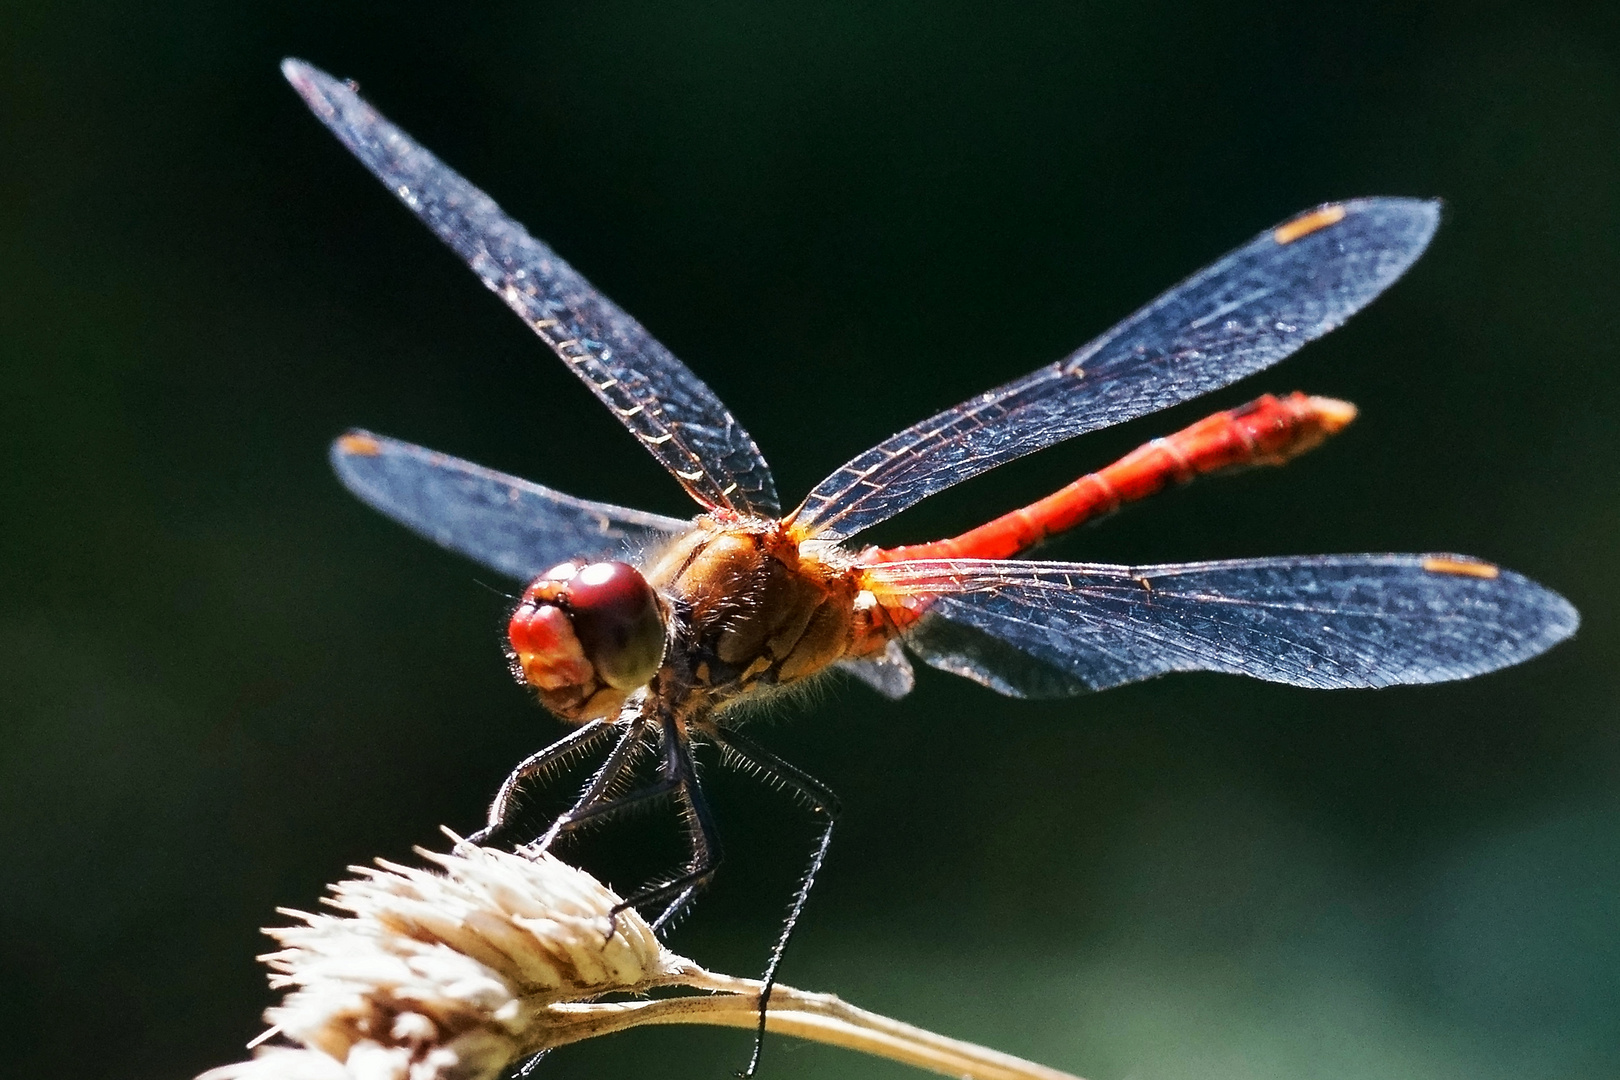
709,726,841,1079
659,716,723,928
467,719,613,847
610,714,722,925
527,714,651,855
550,770,680,834
650,882,703,933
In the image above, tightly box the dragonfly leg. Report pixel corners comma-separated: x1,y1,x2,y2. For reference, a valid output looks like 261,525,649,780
548,769,681,835
525,715,653,855
465,719,614,848
482,714,720,941
610,714,723,929
708,725,841,1079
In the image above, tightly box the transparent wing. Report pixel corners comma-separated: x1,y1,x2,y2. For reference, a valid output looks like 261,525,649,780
903,614,1089,699
836,639,917,699
795,199,1439,540
866,554,1578,692
285,59,779,516
331,431,692,583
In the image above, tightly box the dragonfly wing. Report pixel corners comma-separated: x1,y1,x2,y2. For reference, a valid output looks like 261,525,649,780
285,60,779,516
796,200,1439,540
903,613,1088,699
868,555,1578,692
836,639,917,699
331,431,692,583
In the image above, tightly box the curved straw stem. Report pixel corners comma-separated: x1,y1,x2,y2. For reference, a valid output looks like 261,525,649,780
535,972,1081,1080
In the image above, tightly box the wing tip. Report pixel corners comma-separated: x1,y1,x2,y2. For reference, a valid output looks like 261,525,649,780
329,429,393,498
1279,196,1442,256
1474,563,1581,665
281,57,327,102
1348,195,1443,250
1541,587,1582,643
282,57,358,122
333,430,384,458
1418,554,1580,660
1273,204,1350,244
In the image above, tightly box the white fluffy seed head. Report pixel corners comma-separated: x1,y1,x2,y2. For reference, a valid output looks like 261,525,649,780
199,842,697,1080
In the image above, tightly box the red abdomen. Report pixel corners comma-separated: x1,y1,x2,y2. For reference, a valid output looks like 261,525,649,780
869,392,1356,563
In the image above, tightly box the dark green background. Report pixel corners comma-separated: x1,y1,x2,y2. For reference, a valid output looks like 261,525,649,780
4,3,1618,1078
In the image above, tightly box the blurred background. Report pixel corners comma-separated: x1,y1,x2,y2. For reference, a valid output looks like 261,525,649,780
4,2,1619,1078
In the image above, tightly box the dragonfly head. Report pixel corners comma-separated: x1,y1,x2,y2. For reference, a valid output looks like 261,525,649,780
507,560,667,721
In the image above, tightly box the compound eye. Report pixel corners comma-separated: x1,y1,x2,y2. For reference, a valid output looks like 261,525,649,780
567,561,666,691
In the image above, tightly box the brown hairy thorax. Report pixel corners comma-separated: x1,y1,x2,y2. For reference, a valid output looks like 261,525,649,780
638,512,876,717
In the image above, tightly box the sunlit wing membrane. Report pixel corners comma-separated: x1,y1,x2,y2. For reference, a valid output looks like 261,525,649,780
866,554,1578,691
284,60,780,516
331,431,692,583
794,199,1440,541
903,614,1090,699
836,640,917,699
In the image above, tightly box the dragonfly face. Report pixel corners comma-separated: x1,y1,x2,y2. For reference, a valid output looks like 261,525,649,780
507,559,667,720
284,57,1579,1075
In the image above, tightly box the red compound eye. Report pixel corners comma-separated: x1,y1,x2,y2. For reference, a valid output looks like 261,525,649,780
566,561,666,691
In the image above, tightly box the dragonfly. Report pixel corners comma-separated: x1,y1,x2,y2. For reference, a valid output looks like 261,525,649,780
284,59,1578,1074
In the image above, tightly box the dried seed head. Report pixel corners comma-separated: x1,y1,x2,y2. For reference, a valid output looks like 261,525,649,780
200,832,1080,1080
200,841,698,1080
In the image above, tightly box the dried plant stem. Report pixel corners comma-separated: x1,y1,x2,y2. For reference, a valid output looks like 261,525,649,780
534,972,1079,1080
201,841,1083,1080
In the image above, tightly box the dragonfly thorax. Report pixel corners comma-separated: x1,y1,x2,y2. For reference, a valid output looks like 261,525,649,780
507,560,667,721
642,516,864,709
